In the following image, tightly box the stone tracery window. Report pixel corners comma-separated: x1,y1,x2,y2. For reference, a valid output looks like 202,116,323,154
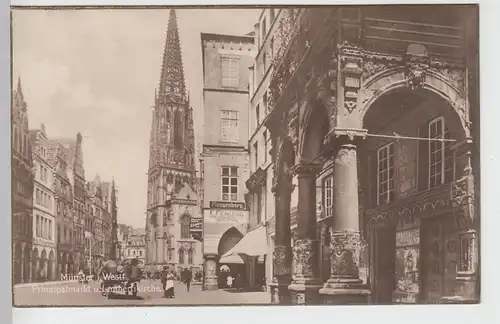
178,249,185,264
174,110,183,148
180,214,190,239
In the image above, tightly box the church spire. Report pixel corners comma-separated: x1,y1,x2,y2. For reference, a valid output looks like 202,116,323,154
159,9,186,100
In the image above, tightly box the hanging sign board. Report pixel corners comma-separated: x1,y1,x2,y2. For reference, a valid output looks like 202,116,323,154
396,228,420,247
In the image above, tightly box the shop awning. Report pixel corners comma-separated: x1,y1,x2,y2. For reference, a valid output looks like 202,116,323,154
221,225,268,259
219,253,244,264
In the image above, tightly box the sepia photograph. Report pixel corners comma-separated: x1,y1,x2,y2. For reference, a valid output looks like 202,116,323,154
11,4,480,307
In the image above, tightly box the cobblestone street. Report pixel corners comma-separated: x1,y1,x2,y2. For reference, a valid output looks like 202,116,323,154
14,280,270,306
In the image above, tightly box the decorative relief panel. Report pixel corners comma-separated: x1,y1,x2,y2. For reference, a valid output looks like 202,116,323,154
329,230,365,277
293,239,318,278
273,245,292,277
339,43,363,114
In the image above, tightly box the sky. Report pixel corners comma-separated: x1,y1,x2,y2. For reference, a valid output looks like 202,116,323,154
12,8,260,229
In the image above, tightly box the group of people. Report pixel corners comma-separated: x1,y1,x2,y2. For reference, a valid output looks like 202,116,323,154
160,266,193,298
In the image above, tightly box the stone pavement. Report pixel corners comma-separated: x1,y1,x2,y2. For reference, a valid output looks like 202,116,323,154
13,279,270,306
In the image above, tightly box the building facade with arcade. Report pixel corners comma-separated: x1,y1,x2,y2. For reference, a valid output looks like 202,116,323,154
200,32,255,290
263,6,479,305
12,78,34,284
30,125,57,282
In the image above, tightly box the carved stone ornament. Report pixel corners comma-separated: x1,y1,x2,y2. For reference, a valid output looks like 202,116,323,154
335,144,357,166
329,230,365,277
273,245,292,277
296,292,306,304
404,44,430,90
406,61,428,89
293,239,318,278
451,175,473,207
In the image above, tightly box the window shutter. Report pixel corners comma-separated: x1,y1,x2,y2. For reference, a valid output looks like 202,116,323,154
417,121,430,191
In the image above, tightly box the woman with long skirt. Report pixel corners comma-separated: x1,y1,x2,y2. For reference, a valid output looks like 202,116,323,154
165,270,175,298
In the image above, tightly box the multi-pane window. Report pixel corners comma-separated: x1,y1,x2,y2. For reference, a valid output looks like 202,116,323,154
429,117,453,188
323,174,334,218
377,143,396,205
188,250,193,265
222,166,238,201
221,57,239,88
220,110,239,143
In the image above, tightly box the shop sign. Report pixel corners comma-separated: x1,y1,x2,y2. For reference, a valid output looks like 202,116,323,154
209,201,246,210
190,217,202,234
204,234,221,254
396,228,420,247
207,209,248,224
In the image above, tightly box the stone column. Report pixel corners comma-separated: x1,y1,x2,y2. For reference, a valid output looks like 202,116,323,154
203,254,218,291
443,145,479,303
270,180,294,304
288,162,322,305
319,141,371,304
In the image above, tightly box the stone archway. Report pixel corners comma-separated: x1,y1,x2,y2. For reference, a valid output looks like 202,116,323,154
23,245,30,283
67,254,74,275
31,248,38,282
217,226,244,257
40,249,47,280
48,250,55,281
13,244,22,284
358,66,470,139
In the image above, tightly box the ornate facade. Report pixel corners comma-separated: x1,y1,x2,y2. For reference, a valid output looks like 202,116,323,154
56,133,87,273
145,9,202,272
264,7,479,304
12,77,34,283
47,139,73,279
30,125,57,281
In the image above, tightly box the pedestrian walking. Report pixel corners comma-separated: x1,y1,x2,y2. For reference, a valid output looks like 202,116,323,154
165,269,175,298
184,267,192,292
160,266,168,298
226,275,233,288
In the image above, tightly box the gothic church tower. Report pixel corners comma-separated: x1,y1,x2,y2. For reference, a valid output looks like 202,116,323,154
145,9,199,269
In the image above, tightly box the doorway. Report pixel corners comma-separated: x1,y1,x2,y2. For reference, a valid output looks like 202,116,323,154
373,226,396,304
420,214,459,303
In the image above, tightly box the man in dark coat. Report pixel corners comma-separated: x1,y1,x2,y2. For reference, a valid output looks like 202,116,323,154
184,267,193,292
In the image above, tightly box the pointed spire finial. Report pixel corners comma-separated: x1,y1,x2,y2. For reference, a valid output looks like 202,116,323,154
158,8,186,98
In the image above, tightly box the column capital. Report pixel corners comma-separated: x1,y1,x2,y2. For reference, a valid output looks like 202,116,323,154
271,181,295,196
325,127,368,147
292,161,322,178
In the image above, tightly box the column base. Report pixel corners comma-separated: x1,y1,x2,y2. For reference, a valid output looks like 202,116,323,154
319,278,371,305
203,276,218,291
441,272,479,303
270,277,292,304
288,277,322,305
